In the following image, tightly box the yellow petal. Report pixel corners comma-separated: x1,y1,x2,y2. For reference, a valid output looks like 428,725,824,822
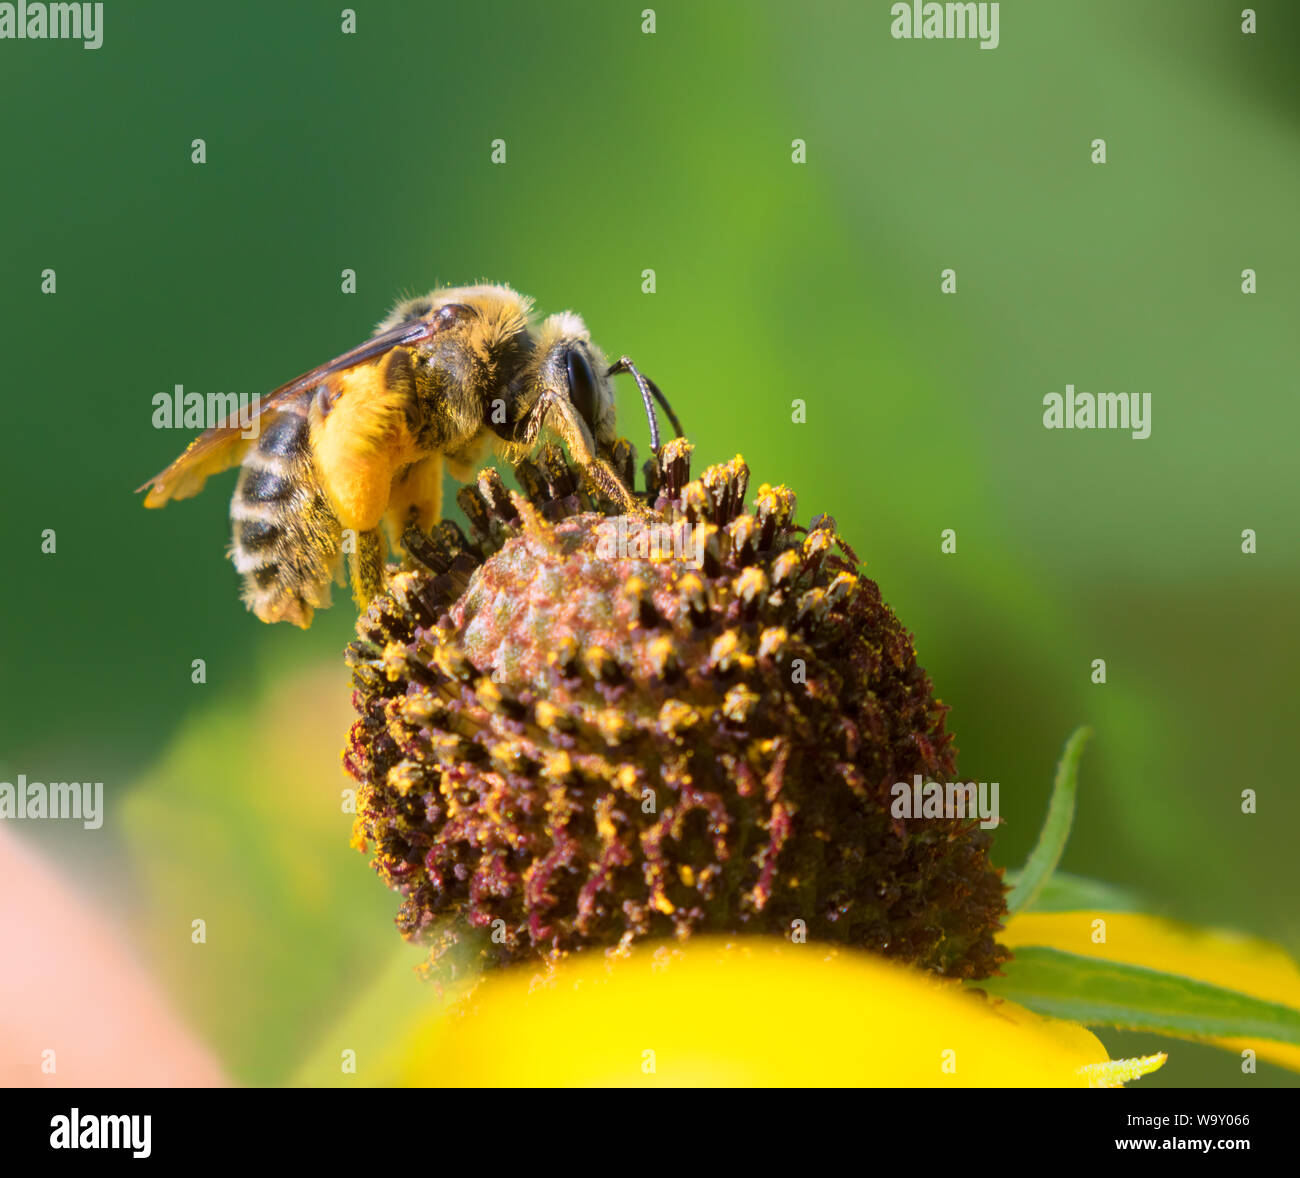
389,938,1154,1087
1004,912,1300,1071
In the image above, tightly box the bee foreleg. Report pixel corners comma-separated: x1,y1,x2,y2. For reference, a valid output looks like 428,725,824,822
584,455,644,515
350,527,387,611
543,398,644,516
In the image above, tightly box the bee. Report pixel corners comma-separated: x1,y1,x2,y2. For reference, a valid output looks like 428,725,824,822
137,283,682,627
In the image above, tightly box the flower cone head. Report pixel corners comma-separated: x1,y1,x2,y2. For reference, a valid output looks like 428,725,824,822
346,440,1008,983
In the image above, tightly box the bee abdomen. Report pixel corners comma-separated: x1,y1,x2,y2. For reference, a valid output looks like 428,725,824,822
256,407,311,460
240,465,295,505
236,517,279,552
229,397,343,627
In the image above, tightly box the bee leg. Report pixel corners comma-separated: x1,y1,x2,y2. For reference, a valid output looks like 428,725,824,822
543,397,647,517
583,454,647,516
350,527,387,611
384,454,444,555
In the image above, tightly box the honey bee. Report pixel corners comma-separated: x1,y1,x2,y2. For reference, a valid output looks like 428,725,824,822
137,283,681,627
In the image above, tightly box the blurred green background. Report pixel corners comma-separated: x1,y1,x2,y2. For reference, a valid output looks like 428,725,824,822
1,0,1296,1086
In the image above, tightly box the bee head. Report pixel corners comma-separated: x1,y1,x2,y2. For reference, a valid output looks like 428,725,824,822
494,307,682,476
503,312,617,454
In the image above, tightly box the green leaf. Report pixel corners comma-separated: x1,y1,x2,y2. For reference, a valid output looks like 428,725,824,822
1002,870,1143,914
982,947,1300,1045
1006,726,1091,915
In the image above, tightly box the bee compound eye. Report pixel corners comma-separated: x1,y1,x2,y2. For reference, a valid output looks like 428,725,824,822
566,347,599,431
434,302,475,328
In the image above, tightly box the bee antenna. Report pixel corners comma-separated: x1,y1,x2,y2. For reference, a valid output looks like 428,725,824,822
642,371,685,441
606,356,684,455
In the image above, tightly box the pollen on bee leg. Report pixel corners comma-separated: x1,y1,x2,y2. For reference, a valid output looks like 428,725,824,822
384,453,444,556
574,454,639,515
350,527,387,610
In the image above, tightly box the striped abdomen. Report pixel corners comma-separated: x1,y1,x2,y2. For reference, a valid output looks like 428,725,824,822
230,393,343,628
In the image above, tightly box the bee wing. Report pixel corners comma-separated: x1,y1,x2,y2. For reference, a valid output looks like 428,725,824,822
136,314,455,507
